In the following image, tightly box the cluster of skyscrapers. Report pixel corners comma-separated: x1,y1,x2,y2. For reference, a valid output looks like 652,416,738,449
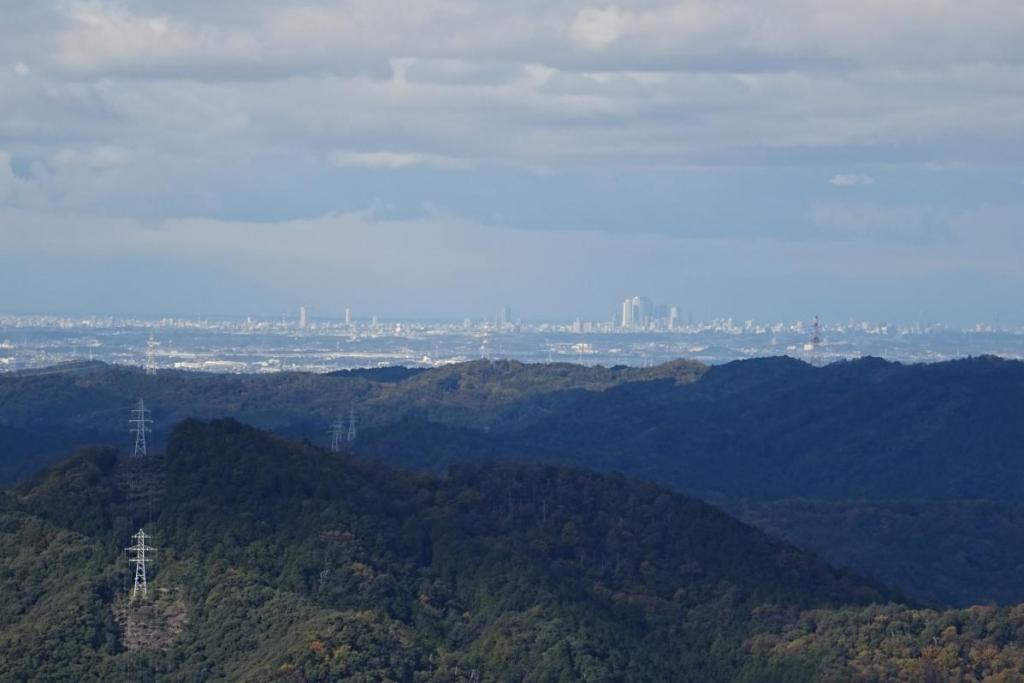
621,296,681,331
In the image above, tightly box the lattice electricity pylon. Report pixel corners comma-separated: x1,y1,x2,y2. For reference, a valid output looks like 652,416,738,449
145,335,159,375
130,398,153,457
346,406,358,444
329,413,346,453
126,528,155,601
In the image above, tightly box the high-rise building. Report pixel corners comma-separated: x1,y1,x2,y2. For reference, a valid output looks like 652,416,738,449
622,296,654,329
669,306,679,330
344,308,352,325
499,305,512,330
299,306,307,330
635,297,653,327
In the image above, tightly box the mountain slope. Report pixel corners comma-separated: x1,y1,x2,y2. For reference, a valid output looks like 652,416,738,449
1,419,899,682
5,355,1023,502
458,355,1024,501
10,420,1024,680
0,359,705,484
731,498,1024,608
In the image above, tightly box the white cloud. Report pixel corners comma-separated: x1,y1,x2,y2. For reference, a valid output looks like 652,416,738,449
829,174,876,187
54,2,263,76
570,7,628,51
328,150,470,170
0,0,1021,235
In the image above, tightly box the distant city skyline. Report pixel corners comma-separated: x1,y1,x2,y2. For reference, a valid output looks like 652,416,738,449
1,306,1020,332
3,310,1023,377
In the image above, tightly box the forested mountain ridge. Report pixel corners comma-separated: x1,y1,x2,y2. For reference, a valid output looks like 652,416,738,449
4,355,1024,610
4,355,1022,502
8,420,1024,681
0,419,891,681
0,358,704,484
424,354,1024,502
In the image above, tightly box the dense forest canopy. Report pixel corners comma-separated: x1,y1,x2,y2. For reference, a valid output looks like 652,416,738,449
2,355,1024,608
6,419,1024,682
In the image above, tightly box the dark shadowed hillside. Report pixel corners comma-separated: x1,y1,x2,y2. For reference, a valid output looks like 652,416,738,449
730,499,1024,608
5,356,1023,503
0,358,705,485
428,355,1024,502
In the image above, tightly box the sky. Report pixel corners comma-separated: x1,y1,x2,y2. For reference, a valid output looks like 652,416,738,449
0,1,1022,324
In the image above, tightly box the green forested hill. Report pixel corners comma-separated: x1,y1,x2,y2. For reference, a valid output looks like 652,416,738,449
5,355,1024,503
6,420,1024,681
0,419,889,681
0,359,704,484
4,355,1024,611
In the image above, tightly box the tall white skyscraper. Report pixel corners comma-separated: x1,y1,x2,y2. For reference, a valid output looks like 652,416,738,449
622,296,653,328
299,306,307,330
344,308,352,325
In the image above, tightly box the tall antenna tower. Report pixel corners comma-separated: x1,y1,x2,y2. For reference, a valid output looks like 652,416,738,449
130,399,153,457
145,334,159,375
346,406,358,444
329,413,346,453
805,315,824,367
126,528,155,601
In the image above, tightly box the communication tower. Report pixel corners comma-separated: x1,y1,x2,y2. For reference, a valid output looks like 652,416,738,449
805,315,824,367
126,528,155,601
130,399,153,457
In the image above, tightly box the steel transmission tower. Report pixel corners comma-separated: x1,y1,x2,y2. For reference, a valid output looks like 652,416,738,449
329,413,346,453
126,528,155,601
145,335,159,375
346,406,358,444
130,399,153,457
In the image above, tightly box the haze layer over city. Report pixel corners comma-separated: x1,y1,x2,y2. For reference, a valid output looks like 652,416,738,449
3,302,1023,374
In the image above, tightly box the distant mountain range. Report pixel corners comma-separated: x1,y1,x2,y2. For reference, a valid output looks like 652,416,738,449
2,355,1023,607
7,419,1024,681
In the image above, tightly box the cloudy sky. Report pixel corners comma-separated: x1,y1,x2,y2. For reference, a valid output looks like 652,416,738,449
1,0,1022,323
